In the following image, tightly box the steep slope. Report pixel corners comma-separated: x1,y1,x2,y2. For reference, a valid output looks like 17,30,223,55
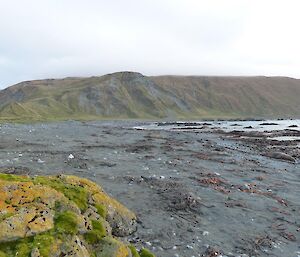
151,75,300,118
0,72,300,122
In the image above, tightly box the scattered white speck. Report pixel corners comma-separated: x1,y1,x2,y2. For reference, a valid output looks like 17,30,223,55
68,154,74,159
37,159,45,164
202,231,209,236
244,184,250,189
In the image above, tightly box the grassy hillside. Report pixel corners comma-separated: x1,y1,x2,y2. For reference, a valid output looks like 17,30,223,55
0,72,300,122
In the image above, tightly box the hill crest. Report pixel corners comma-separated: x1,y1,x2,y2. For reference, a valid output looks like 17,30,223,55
1,72,300,122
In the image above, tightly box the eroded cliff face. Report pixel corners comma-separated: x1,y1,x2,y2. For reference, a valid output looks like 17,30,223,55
0,173,154,257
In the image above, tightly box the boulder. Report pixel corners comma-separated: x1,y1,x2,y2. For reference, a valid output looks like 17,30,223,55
0,173,154,257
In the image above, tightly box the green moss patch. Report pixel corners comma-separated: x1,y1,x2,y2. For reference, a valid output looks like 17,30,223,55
54,211,78,235
0,237,32,257
128,245,140,257
84,219,106,244
140,248,155,257
33,176,89,211
0,174,30,182
0,213,13,223
32,232,55,256
94,204,107,219
128,246,156,257
0,232,56,257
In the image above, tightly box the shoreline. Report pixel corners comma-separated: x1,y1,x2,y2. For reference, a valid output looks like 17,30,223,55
0,121,299,256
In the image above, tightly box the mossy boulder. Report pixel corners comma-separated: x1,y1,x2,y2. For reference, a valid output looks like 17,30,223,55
0,173,154,257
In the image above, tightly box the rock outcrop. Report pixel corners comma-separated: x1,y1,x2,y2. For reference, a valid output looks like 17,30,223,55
0,173,154,257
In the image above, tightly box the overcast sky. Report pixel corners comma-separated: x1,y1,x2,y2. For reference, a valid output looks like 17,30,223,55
0,0,299,89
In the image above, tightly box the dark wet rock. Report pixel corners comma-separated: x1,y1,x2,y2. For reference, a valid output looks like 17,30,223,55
259,122,279,126
157,122,182,126
98,161,117,167
227,130,266,138
225,200,248,208
67,159,89,169
157,121,211,127
0,166,31,175
265,152,296,162
125,143,155,153
201,246,223,257
175,126,206,130
182,122,201,126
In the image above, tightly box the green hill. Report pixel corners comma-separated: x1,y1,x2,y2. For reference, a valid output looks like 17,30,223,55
0,72,300,122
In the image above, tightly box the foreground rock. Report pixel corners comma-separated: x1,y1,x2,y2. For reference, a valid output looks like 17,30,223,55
0,173,154,257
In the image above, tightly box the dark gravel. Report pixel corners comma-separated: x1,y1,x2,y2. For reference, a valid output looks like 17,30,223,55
0,121,299,257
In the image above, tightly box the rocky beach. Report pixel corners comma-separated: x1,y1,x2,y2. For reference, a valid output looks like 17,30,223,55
0,120,299,257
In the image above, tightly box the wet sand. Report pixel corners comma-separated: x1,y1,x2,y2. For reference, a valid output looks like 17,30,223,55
0,121,299,257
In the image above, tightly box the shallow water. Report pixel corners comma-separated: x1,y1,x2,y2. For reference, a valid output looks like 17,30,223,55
134,119,300,139
268,136,300,141
219,119,300,132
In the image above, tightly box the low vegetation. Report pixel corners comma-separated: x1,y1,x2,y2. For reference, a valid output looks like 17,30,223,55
1,72,299,123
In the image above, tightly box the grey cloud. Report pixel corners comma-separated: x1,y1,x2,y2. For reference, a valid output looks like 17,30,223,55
0,0,299,89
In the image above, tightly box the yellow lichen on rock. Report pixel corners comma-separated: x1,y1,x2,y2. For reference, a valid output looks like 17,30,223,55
0,207,37,242
0,179,64,242
62,175,136,220
0,173,148,257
